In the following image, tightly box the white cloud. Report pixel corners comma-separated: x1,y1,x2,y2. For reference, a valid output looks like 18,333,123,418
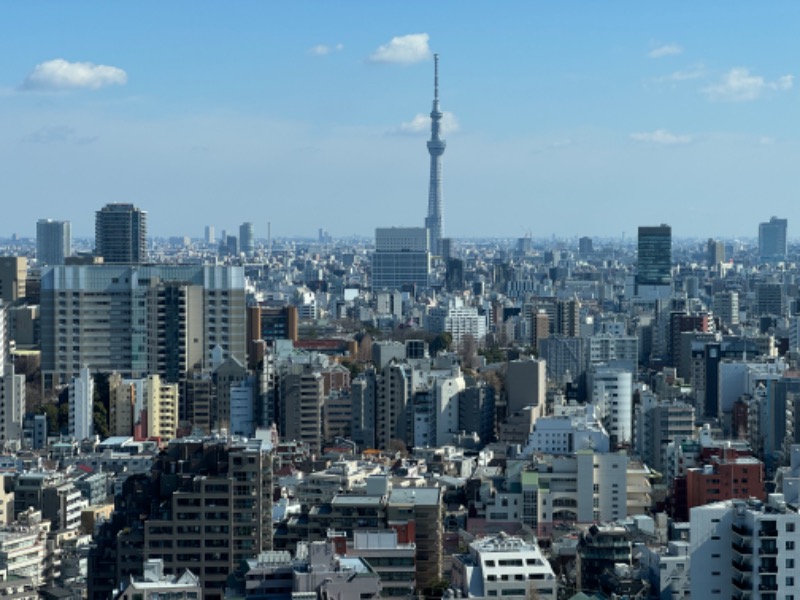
397,111,459,135
368,33,431,65
702,68,793,102
20,58,127,91
648,43,683,58
309,43,343,56
774,74,794,90
630,129,692,145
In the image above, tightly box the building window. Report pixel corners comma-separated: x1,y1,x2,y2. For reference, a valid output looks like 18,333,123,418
788,541,796,551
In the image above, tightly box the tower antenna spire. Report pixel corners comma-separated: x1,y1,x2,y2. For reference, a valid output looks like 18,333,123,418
434,53,439,103
425,53,446,256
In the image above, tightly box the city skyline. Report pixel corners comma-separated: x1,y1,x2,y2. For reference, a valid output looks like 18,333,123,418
2,3,800,239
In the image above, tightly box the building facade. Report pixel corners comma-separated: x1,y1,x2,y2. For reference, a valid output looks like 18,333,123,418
95,203,147,263
36,219,72,266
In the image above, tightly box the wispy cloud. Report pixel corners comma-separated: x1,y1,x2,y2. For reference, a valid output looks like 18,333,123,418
396,111,459,135
368,33,431,65
630,129,692,145
20,59,127,92
702,68,793,102
20,125,98,145
648,43,683,59
309,43,343,56
651,64,705,84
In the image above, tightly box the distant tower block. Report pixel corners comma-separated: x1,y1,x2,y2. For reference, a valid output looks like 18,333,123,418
95,203,147,264
425,54,446,257
239,222,254,254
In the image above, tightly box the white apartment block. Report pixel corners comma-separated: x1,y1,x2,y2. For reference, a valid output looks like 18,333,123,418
69,367,94,441
426,304,487,349
638,541,690,600
450,532,557,600
587,334,639,366
589,365,633,447
692,495,800,600
522,406,610,456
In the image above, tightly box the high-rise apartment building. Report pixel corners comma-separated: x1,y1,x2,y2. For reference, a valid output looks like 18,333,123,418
95,203,147,263
204,225,215,244
372,227,430,291
280,364,324,455
424,54,446,256
590,365,633,448
239,222,254,254
691,495,800,600
40,265,246,388
759,216,788,261
69,367,94,441
36,219,72,265
103,437,273,600
636,225,672,296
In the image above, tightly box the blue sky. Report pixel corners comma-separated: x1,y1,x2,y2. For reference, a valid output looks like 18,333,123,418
2,2,799,240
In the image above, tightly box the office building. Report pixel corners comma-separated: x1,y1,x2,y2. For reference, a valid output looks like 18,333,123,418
95,203,147,263
239,221,254,254
425,54,446,256
450,532,557,600
505,358,546,416
579,235,593,257
246,304,298,368
204,225,215,244
0,257,27,303
40,264,246,388
707,238,725,266
759,216,788,261
372,227,430,291
636,224,672,298
755,282,784,317
36,219,72,265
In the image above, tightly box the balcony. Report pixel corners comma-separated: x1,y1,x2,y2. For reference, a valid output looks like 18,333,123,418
758,528,778,538
759,545,778,556
758,583,778,592
759,563,778,574
732,558,751,572
732,577,751,591
732,540,753,555
732,522,752,536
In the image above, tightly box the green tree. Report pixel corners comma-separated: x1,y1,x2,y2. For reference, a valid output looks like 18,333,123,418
430,332,452,355
92,373,111,439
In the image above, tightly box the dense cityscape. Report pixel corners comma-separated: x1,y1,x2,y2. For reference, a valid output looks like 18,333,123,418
4,8,800,600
